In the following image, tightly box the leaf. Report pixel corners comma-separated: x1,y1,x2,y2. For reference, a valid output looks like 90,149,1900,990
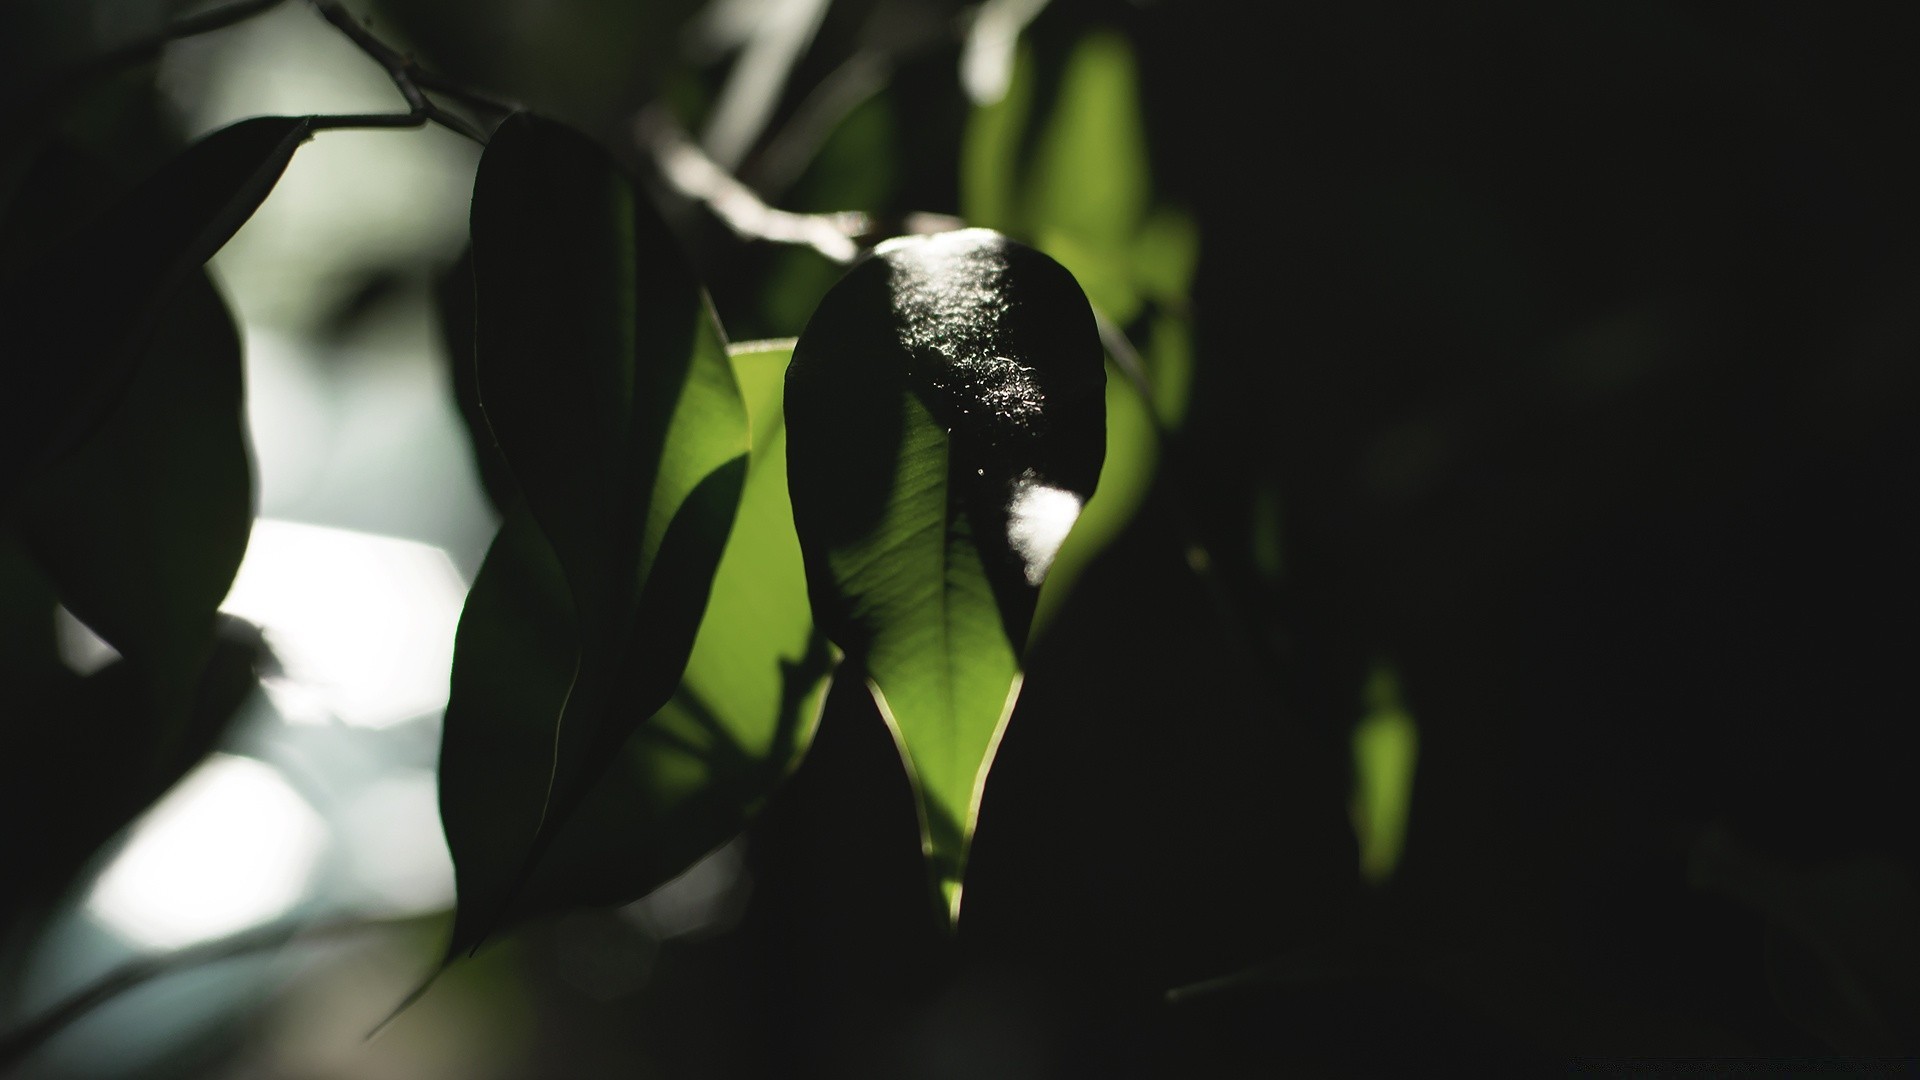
435,248,518,517
440,343,827,954
0,116,310,502
0,265,258,916
442,112,750,951
17,271,253,685
505,344,834,923
1030,354,1159,639
959,42,1034,235
1024,30,1150,255
785,228,1105,922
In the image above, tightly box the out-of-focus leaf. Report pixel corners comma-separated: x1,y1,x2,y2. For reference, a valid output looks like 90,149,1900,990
1022,29,1150,323
1026,31,1148,251
443,112,748,954
1351,664,1418,885
1132,208,1199,311
1690,824,1920,1055
1142,312,1194,427
0,609,265,920
0,116,309,502
17,271,252,688
786,229,1104,922
0,260,258,917
959,42,1033,235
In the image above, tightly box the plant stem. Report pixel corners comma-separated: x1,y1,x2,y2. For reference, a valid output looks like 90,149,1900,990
305,0,491,143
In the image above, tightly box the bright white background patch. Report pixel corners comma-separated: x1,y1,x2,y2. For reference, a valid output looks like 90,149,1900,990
87,755,327,951
219,519,467,729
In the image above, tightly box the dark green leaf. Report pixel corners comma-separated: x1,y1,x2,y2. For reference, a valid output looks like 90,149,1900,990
785,228,1104,921
443,112,749,951
17,271,252,684
436,248,519,517
0,116,309,502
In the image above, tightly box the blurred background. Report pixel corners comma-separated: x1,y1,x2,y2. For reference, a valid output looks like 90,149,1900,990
2,0,1918,1075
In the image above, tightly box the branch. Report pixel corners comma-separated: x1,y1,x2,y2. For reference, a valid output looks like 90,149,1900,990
636,106,867,264
305,0,490,143
635,106,969,265
0,912,431,1072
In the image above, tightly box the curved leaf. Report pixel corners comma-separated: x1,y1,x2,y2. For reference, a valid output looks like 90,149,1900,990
506,344,834,924
786,228,1104,922
0,116,309,502
18,271,252,686
441,113,750,952
440,343,827,954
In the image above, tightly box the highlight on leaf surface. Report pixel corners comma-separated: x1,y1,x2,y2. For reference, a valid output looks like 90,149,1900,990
438,113,771,961
785,228,1105,923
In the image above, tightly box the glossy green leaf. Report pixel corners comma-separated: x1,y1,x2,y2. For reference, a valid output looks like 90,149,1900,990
442,112,750,952
786,229,1104,922
0,116,309,502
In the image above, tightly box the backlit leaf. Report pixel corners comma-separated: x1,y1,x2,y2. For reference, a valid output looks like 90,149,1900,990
786,228,1104,922
441,112,749,954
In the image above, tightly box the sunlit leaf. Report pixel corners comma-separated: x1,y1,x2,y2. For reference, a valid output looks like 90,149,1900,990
786,229,1104,922
442,112,750,953
0,116,310,502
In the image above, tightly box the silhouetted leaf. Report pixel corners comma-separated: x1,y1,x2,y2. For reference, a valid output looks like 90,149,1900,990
442,112,749,953
0,116,309,503
0,262,258,921
17,271,252,689
786,228,1104,922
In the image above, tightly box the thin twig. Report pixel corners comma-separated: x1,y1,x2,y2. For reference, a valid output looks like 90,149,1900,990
0,912,430,1072
306,0,489,143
